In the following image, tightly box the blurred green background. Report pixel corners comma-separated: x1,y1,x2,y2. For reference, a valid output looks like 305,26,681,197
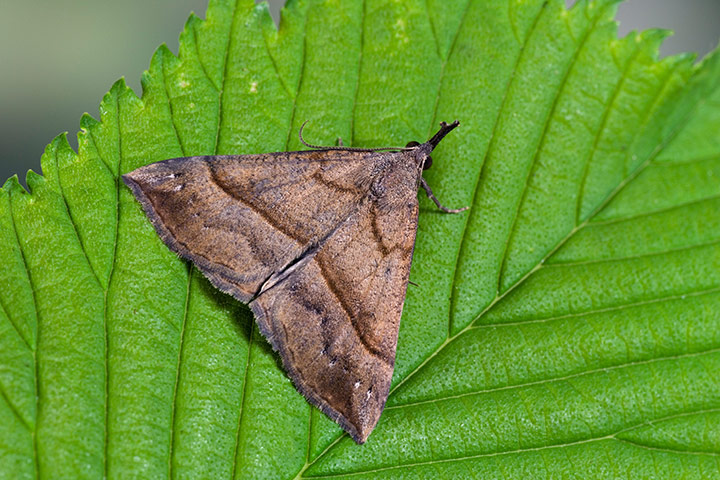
1,0,718,185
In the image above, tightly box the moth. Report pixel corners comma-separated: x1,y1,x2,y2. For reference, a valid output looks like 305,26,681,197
122,120,465,443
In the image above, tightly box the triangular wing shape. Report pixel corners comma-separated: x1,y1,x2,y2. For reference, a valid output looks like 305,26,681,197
249,158,420,443
123,122,459,442
122,151,382,301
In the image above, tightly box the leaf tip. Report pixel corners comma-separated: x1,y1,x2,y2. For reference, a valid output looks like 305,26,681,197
185,12,202,28
36,133,73,183
157,42,176,60
80,112,98,131
48,132,71,150
697,40,720,65
2,174,22,193
254,0,270,14
43,132,74,161
109,78,129,97
24,170,46,192
640,28,675,61
254,1,277,31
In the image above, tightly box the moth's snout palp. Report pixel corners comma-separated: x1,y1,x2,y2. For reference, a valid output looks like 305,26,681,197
427,120,460,150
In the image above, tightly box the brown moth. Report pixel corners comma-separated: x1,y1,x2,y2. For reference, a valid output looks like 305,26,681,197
122,120,465,443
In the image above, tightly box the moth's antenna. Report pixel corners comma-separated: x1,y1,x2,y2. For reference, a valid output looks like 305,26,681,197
298,121,414,152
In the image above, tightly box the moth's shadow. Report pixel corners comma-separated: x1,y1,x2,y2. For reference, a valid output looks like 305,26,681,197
194,267,254,344
193,268,278,366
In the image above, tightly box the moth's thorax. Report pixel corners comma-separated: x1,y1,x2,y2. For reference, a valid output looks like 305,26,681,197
367,152,423,210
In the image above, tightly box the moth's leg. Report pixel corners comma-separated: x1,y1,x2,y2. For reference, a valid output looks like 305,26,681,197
336,137,344,147
419,177,469,214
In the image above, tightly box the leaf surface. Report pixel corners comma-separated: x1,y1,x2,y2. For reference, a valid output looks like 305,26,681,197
1,0,719,478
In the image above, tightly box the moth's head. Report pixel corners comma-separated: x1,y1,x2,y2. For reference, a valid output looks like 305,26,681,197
405,140,433,170
405,120,460,172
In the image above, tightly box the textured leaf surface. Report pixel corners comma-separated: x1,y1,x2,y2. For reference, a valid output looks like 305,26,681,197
1,0,719,478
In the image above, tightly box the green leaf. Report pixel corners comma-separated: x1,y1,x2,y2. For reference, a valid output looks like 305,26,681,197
1,0,719,478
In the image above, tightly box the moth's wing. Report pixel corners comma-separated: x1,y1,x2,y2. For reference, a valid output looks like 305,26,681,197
249,160,420,443
122,151,382,301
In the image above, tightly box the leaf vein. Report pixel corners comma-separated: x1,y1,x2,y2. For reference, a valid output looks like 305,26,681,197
167,268,192,478
545,237,720,267
574,38,646,225
158,47,197,476
300,428,720,479
7,188,40,479
0,283,31,351
52,146,104,290
589,192,720,227
230,325,255,480
0,376,31,431
447,1,548,329
301,407,720,478
191,19,220,91
423,0,442,61
470,286,720,329
386,346,720,411
159,49,188,157
614,437,720,457
349,0,366,147
284,4,309,150
652,153,720,167
498,3,610,293
86,88,122,480
212,0,241,154
424,0,472,336
263,27,293,98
